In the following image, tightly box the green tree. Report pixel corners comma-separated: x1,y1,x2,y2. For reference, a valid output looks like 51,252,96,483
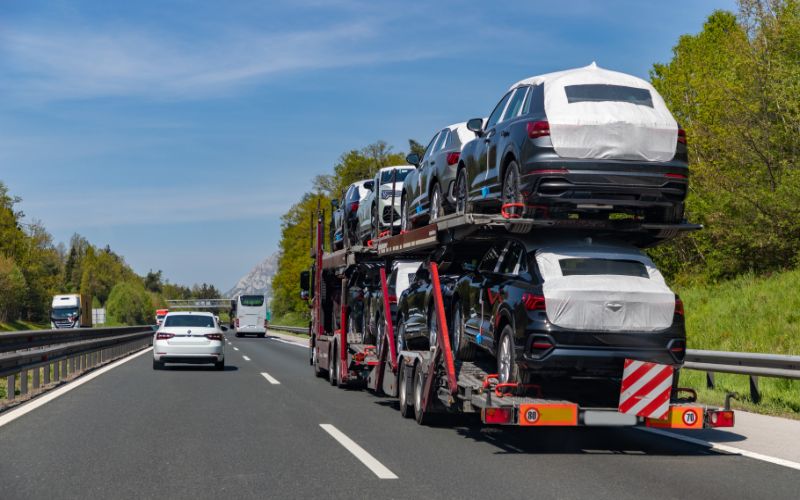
144,269,163,293
408,139,426,159
0,255,27,322
106,282,152,326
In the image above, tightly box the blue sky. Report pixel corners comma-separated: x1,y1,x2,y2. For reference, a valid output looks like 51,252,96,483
0,0,736,291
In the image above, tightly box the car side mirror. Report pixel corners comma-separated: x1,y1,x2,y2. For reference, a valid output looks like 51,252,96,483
300,270,310,293
364,180,374,191
467,117,484,136
220,325,229,332
331,199,339,209
300,290,310,301
406,153,420,167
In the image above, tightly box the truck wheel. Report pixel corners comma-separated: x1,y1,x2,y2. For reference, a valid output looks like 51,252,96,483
312,345,325,378
452,303,476,361
399,363,412,418
328,342,338,386
413,363,432,425
497,325,521,384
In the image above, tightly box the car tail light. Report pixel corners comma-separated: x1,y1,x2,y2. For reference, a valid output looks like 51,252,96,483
446,152,460,165
527,120,550,139
708,410,735,428
674,297,684,316
669,339,686,355
482,407,514,424
350,201,359,213
677,128,687,145
205,333,223,341
156,332,174,340
665,173,687,179
531,168,569,175
522,293,546,311
531,340,553,350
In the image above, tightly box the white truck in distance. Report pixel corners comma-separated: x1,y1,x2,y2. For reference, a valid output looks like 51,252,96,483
50,294,92,329
232,294,268,338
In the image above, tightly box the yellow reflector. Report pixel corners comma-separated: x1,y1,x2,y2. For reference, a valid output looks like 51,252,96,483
519,403,578,426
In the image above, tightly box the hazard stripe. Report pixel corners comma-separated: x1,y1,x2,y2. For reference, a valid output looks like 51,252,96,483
632,383,672,419
619,364,671,410
619,366,673,414
620,361,652,393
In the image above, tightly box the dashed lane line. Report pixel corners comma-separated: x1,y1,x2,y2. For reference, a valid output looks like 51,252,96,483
260,372,281,385
242,355,251,361
319,424,398,479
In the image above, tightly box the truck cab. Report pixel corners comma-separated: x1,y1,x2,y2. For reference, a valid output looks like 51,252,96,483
51,294,92,329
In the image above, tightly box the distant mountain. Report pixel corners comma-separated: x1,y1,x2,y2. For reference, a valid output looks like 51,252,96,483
225,252,279,303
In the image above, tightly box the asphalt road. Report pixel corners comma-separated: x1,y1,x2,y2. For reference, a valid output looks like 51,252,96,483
0,332,798,499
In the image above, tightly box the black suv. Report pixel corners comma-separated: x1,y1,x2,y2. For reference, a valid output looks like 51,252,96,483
454,68,688,222
451,236,686,384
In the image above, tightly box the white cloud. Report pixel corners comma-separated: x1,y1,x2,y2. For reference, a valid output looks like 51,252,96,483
0,20,435,102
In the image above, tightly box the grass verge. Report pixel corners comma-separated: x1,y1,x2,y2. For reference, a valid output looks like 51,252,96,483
0,320,49,332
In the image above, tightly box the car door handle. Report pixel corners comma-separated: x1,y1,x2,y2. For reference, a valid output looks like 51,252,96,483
500,131,510,137
430,160,435,165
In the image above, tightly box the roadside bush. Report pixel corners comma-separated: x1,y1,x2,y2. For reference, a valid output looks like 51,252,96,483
106,282,152,326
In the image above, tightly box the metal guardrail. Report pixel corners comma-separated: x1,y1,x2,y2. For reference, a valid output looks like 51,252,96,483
683,349,800,403
269,325,309,335
1,326,154,406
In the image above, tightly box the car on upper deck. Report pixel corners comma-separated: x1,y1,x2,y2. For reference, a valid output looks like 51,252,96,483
400,122,475,230
454,63,688,223
450,235,686,385
331,179,373,250
356,166,415,244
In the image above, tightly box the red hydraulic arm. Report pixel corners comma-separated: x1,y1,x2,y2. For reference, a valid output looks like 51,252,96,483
379,267,398,371
430,262,457,394
340,277,348,384
315,211,324,339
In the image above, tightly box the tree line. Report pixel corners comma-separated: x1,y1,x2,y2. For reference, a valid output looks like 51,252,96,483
270,0,800,324
0,181,221,326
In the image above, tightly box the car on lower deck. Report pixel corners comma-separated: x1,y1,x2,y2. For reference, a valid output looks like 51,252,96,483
153,311,227,370
451,236,685,384
401,122,475,230
363,259,421,348
455,63,688,223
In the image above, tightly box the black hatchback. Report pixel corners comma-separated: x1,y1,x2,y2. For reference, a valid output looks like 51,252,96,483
454,64,688,223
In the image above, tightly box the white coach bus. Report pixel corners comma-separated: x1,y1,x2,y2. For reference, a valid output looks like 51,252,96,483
232,294,268,338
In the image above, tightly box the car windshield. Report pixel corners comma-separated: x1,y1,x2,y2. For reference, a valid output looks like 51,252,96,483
564,84,653,108
380,169,413,184
51,307,79,319
240,295,265,307
164,315,216,328
558,258,649,278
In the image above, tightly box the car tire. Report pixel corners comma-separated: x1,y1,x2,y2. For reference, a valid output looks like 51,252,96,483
376,312,385,354
455,168,469,215
502,160,524,218
401,194,412,232
371,204,380,241
328,341,338,387
427,306,439,350
214,360,225,371
396,315,405,356
496,324,522,384
452,303,476,361
398,363,412,418
152,359,163,370
430,182,443,222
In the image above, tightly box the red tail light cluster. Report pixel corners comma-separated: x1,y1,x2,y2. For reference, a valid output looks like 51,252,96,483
708,410,735,428
205,333,223,341
482,407,514,424
156,332,174,340
677,128,687,145
446,152,460,165
664,173,687,180
350,201,359,213
522,293,546,311
527,120,550,139
674,297,684,316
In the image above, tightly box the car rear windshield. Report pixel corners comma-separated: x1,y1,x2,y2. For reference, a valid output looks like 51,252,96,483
164,315,215,327
558,258,649,278
240,295,265,307
564,84,653,108
380,169,412,184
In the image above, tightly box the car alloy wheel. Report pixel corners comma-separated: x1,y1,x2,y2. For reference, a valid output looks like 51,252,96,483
430,183,443,221
401,195,411,232
455,168,468,215
396,317,405,355
502,161,523,217
428,309,438,350
498,331,512,383
372,204,380,240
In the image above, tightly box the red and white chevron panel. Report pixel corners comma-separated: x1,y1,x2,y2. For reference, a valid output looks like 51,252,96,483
618,359,674,419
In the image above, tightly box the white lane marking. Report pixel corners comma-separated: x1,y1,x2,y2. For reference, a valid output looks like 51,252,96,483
233,347,239,351
319,424,398,479
260,372,281,385
0,347,153,429
242,355,251,361
640,428,800,471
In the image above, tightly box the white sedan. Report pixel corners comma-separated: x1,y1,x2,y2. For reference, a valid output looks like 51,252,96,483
153,311,226,370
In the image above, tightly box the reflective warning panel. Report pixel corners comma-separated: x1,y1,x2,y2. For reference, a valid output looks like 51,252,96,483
646,406,703,430
618,359,674,419
518,403,578,426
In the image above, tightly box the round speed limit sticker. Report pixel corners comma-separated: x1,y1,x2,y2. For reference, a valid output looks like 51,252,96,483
525,408,540,424
682,409,698,426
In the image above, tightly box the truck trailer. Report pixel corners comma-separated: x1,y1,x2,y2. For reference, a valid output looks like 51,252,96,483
301,209,735,431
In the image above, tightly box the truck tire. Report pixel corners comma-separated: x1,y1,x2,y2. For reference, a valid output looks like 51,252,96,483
312,344,325,378
413,363,432,425
328,341,338,387
398,363,412,418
